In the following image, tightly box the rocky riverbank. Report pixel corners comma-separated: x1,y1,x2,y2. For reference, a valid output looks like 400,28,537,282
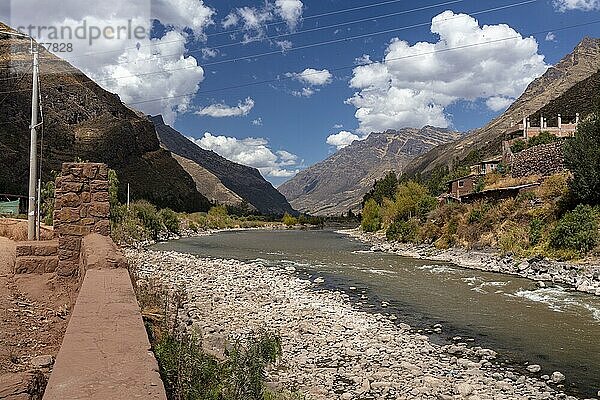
126,248,586,400
340,229,600,297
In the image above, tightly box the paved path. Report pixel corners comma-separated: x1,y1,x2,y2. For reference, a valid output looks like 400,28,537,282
43,268,166,400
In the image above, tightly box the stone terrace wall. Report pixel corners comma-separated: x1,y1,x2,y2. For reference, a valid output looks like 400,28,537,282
53,163,110,277
511,141,565,178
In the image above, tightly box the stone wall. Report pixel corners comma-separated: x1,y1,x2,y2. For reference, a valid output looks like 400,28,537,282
511,141,565,178
53,163,110,277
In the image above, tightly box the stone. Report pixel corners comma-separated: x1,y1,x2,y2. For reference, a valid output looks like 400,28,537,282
550,371,565,384
90,180,109,192
93,220,111,236
456,383,473,396
527,364,542,373
92,192,110,202
89,202,110,218
58,224,92,237
56,260,79,277
60,192,82,207
56,208,81,224
30,355,54,368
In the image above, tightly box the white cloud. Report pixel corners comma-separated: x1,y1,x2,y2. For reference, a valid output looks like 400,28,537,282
189,133,300,178
354,54,373,65
346,10,548,133
333,123,344,129
545,32,557,42
326,131,361,150
287,68,333,86
196,97,255,118
486,96,513,112
275,40,293,52
201,47,219,59
553,0,600,11
291,87,317,98
252,117,263,126
6,0,215,124
275,0,303,30
222,1,304,42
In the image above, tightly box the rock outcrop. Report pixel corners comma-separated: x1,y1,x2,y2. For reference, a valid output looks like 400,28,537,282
0,23,210,212
279,127,461,215
152,115,295,216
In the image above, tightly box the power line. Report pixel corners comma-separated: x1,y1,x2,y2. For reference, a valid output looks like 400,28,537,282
30,0,538,87
69,0,461,60
127,20,600,106
106,0,466,67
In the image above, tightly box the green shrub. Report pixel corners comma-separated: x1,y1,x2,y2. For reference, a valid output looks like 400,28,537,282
386,219,419,242
550,204,599,255
510,140,527,153
529,218,545,246
528,131,558,147
282,213,298,226
468,208,484,224
159,208,180,234
361,199,381,232
130,200,162,239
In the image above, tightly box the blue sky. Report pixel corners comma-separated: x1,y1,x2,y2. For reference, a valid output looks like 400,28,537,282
4,0,600,186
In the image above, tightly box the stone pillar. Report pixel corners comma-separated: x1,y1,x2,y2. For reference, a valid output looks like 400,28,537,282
540,115,544,129
558,114,562,130
576,113,580,125
53,163,110,277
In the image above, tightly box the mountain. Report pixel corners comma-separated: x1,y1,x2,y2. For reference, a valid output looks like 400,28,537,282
404,37,600,178
279,127,462,215
151,116,295,215
0,23,210,212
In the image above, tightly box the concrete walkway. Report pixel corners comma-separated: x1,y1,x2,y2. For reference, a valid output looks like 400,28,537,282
43,268,166,400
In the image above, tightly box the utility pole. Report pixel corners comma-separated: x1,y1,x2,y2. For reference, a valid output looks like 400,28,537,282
27,47,39,240
0,30,39,241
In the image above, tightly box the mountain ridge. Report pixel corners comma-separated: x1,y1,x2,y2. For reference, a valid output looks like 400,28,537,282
279,126,462,215
404,37,600,178
151,115,295,215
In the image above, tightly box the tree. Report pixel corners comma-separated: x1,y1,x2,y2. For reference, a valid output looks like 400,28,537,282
361,199,381,232
362,171,398,206
564,104,600,205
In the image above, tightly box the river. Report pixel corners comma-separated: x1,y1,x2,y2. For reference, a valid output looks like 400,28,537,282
151,229,600,398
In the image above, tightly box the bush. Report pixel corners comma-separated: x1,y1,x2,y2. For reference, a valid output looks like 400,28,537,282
386,219,419,242
510,140,527,153
361,199,381,232
529,218,544,246
130,200,162,239
282,213,298,226
159,208,180,234
528,131,558,147
550,204,599,255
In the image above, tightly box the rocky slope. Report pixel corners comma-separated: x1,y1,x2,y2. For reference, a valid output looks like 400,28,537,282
151,115,295,215
279,127,461,215
405,37,600,178
0,23,210,212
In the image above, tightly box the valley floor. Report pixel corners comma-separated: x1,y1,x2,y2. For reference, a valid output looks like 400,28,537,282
126,248,578,400
340,229,600,298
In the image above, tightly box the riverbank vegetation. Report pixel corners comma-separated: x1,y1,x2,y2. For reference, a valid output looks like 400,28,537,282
130,267,304,400
361,106,600,260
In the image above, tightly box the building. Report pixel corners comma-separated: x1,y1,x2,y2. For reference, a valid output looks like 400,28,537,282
471,157,502,175
446,174,479,200
504,113,579,144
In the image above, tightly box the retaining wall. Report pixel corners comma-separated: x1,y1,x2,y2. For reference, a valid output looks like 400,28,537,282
511,141,565,178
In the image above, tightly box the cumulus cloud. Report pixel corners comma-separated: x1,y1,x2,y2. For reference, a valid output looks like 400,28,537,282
5,0,215,124
222,0,304,42
287,68,333,86
252,117,263,126
196,97,255,118
346,10,548,133
553,0,600,11
326,131,361,150
190,133,301,178
291,87,316,98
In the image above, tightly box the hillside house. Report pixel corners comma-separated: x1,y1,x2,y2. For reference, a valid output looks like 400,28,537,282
471,157,502,175
446,174,479,200
504,113,579,145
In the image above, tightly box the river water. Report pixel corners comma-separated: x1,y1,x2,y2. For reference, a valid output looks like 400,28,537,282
152,229,600,397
